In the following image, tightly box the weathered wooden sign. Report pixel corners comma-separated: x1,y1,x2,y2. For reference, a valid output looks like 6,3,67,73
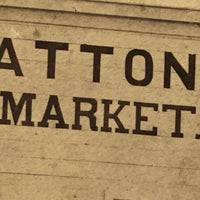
1,1,200,200
0,37,198,139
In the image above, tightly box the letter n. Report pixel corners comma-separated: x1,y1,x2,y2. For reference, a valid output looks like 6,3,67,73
164,52,195,90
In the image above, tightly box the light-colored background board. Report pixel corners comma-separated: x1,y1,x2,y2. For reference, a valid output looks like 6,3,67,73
0,1,200,200
1,0,200,23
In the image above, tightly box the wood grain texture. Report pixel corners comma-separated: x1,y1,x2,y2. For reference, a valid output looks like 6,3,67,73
0,2,200,200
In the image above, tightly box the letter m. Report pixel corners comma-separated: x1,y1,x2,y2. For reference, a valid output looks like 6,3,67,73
0,91,36,126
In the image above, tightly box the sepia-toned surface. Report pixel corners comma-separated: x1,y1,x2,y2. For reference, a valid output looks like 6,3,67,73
0,1,200,200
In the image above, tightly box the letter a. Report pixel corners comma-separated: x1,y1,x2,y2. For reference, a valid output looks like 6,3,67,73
0,38,23,76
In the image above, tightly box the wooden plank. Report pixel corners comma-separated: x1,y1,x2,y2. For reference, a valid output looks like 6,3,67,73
87,0,200,10
0,173,104,200
0,0,200,24
0,7,200,38
1,130,200,169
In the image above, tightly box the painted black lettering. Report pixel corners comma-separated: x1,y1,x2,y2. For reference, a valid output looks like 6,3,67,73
164,52,195,90
80,44,114,82
101,99,130,133
162,104,196,138
0,38,23,76
0,91,35,126
125,49,153,86
133,102,158,136
72,97,98,131
38,95,69,129
35,41,69,79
